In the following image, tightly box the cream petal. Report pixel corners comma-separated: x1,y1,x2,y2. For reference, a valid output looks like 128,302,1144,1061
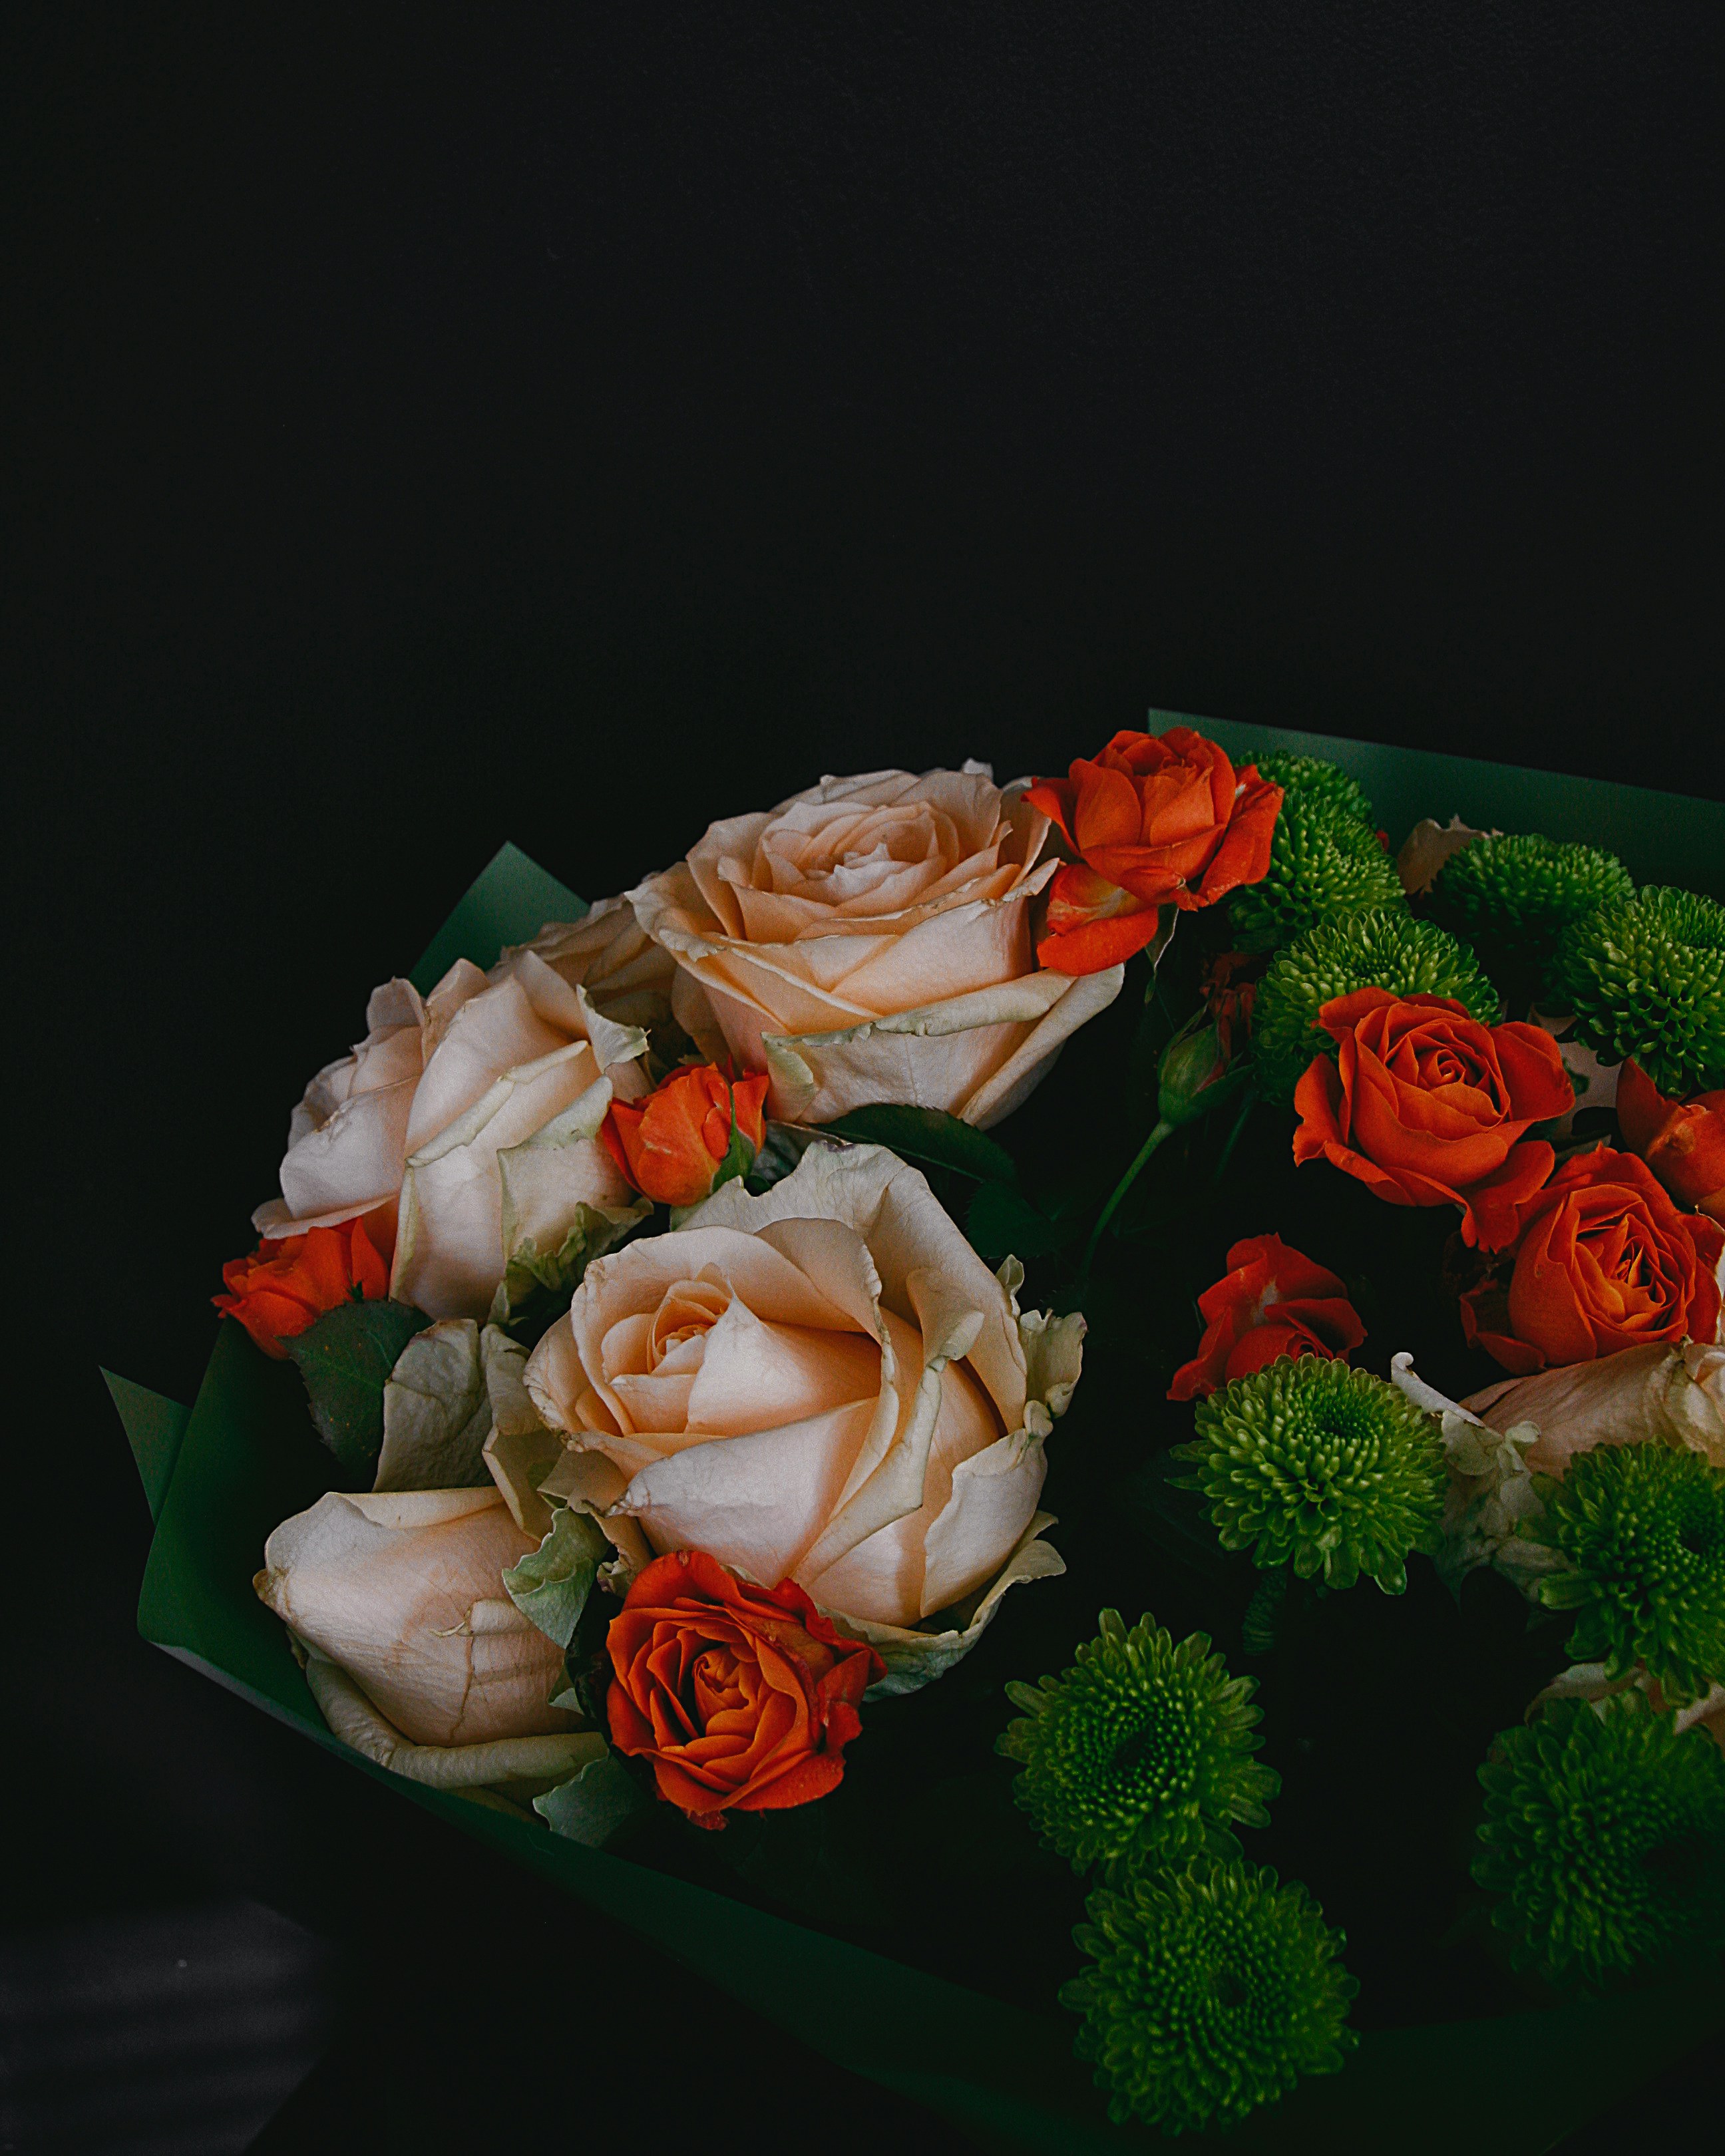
611,1398,878,1583
959,963,1127,1129
278,1074,417,1219
608,1369,697,1429
689,1142,1028,1434
393,1041,616,1320
255,1488,566,1747
797,1346,1004,1624
917,1427,1048,1618
302,1652,602,1794
685,1298,881,1435
758,976,1071,1127
831,890,1034,1009
405,975,572,1155
562,1224,865,1439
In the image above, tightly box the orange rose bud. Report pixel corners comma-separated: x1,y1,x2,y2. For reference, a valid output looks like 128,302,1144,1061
1168,1234,1366,1401
214,1214,390,1357
1028,727,1282,974
601,1063,770,1209
1460,1145,1725,1375
605,1548,885,1827
1616,1059,1725,1222
1292,990,1573,1250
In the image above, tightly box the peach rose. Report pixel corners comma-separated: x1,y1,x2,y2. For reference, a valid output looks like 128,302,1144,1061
1461,1146,1725,1374
628,764,1125,1128
256,1487,575,1747
606,1548,884,1825
1167,1234,1366,1401
214,1216,389,1357
1293,990,1573,1250
253,930,653,1320
520,1141,1083,1684
1617,1059,1725,1222
1025,727,1282,972
602,1064,771,1209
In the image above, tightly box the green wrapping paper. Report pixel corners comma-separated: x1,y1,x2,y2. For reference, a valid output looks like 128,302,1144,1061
111,725,1725,2151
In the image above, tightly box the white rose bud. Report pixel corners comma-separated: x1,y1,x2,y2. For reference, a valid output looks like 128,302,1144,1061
255,1488,574,1747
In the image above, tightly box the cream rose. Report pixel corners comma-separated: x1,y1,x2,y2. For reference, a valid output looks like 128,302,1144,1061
516,1142,1083,1688
255,1487,577,1748
254,925,655,1321
628,763,1125,1127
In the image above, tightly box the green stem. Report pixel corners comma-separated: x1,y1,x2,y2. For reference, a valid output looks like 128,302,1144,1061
1080,1118,1175,1280
1210,1086,1256,1186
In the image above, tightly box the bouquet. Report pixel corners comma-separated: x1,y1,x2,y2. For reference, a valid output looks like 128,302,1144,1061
121,721,1723,2144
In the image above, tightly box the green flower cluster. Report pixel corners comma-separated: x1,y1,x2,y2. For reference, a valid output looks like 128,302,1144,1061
1427,833,1635,1007
1529,1441,1725,1707
1248,751,1376,830
1062,1858,1358,2135
1250,908,1499,1107
1473,1690,1725,1990
998,1612,1278,1877
1176,1359,1447,1593
1228,790,1406,955
1552,884,1725,1097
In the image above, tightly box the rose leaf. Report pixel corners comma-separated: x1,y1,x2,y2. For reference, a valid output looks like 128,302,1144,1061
816,1104,1019,1185
284,1298,432,1478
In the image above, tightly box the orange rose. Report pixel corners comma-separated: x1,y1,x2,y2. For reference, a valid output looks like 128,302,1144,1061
605,1548,885,1827
1168,1234,1366,1401
1293,990,1573,1250
214,1214,390,1357
1026,727,1282,974
1616,1059,1725,1223
601,1063,770,1208
1461,1146,1725,1375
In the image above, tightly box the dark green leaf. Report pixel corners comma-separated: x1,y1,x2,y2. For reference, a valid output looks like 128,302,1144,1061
967,1182,1081,1264
284,1298,431,1476
816,1105,1018,1184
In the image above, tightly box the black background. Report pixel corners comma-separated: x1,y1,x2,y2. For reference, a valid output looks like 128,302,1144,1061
6,6,1720,2149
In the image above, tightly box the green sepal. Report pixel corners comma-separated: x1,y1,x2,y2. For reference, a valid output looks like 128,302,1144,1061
533,1747,650,1847
490,1200,648,1346
283,1297,431,1477
815,1104,1018,1185
502,1504,608,1649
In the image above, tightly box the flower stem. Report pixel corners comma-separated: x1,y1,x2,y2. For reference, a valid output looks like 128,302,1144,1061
1210,1086,1256,1186
1081,1118,1175,1280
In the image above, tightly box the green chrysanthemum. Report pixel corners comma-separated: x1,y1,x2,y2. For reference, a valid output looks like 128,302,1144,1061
1527,1442,1725,1707
1175,1359,1447,1593
1061,1857,1358,2135
1227,791,1407,955
998,1612,1278,1877
1427,833,1636,1006
1473,1690,1725,1990
1552,884,1725,1097
1250,907,1499,1107
1248,751,1376,830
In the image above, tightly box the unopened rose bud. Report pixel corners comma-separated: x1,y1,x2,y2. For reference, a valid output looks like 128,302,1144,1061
255,1488,576,1747
1158,1015,1249,1128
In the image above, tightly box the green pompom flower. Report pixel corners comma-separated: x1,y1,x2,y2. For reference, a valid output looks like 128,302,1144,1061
1061,1857,1358,2135
1248,751,1376,830
998,1612,1278,1877
1552,884,1725,1097
1528,1442,1725,1707
1175,1359,1447,1592
1427,833,1636,1005
1250,908,1499,1107
1227,791,1407,955
1473,1690,1725,1990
